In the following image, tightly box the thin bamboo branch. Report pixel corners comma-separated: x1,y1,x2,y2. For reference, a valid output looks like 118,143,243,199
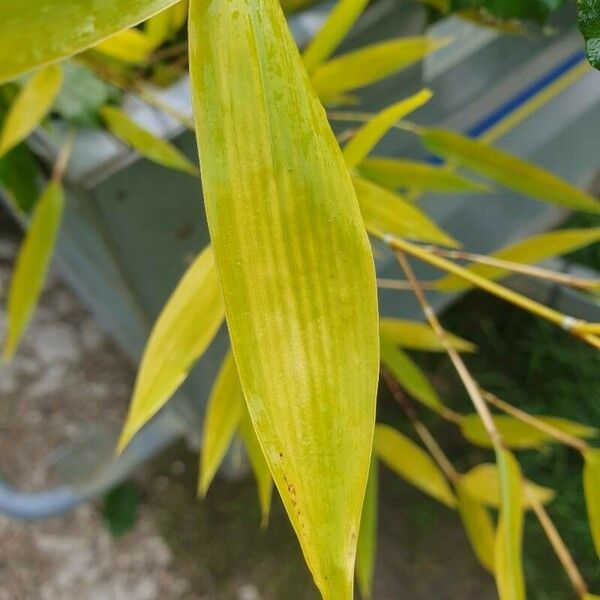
51,131,76,183
377,277,438,291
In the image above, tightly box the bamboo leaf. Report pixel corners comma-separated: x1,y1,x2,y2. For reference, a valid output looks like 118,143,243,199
189,1,380,597
356,458,378,600
583,448,600,558
3,181,64,360
422,128,600,214
343,91,432,169
101,106,199,176
117,246,225,452
0,65,64,157
0,0,180,83
93,29,155,63
374,424,456,507
353,176,459,247
578,0,600,70
145,10,175,48
199,351,245,496
0,144,39,213
170,1,189,30
584,595,600,600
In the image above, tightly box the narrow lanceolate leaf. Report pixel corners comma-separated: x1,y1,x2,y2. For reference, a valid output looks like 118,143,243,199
343,91,433,169
583,448,600,558
189,1,380,597
199,351,245,496
0,65,64,157
101,106,199,176
373,424,456,507
578,0,600,70
3,181,64,360
379,318,475,353
436,228,600,292
353,176,459,247
117,246,225,452
0,0,180,83
356,458,378,600
302,0,370,74
456,480,495,573
422,128,600,213
311,38,449,103
358,158,490,194
494,448,525,600
93,29,155,63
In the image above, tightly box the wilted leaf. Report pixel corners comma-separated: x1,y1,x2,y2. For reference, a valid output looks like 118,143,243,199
93,29,155,63
450,0,561,23
422,128,600,213
374,424,455,507
578,0,600,70
356,458,378,600
0,144,38,214
3,181,64,359
189,1,380,597
117,246,225,451
583,448,600,558
0,65,64,157
101,106,199,176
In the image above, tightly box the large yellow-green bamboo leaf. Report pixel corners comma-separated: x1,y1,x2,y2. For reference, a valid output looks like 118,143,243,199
312,37,449,103
0,65,64,157
199,351,245,496
93,29,155,63
353,176,459,247
343,91,432,169
456,480,495,573
358,157,490,194
356,457,377,599
101,106,199,176
117,246,225,452
302,0,370,74
0,0,180,83
189,1,380,597
461,413,598,450
3,181,64,360
494,448,525,600
379,318,475,353
583,448,600,558
422,128,600,214
374,424,456,507
380,334,444,413
436,228,600,292
460,463,555,509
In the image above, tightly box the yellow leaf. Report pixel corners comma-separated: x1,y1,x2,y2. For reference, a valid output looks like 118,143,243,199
461,413,598,449
584,595,600,600
583,448,600,559
117,246,225,451
436,228,600,292
170,0,189,31
353,176,459,247
93,29,155,63
422,128,600,214
189,1,380,597
379,318,475,353
373,424,456,507
101,106,199,176
199,351,245,496
3,181,64,360
343,91,432,169
0,65,64,157
145,11,175,48
356,458,378,600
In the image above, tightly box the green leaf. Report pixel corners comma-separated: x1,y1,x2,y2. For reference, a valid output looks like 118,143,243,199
460,413,598,449
0,0,180,83
3,181,64,360
436,228,600,292
584,595,600,600
0,65,64,157
102,482,141,537
353,176,459,247
117,246,226,451
93,28,155,63
199,351,245,496
583,448,600,558
373,424,456,507
356,458,378,600
379,318,476,353
101,106,199,176
145,10,175,48
449,0,562,23
578,0,600,70
343,91,432,169
0,143,39,213
189,0,380,597
422,128,600,213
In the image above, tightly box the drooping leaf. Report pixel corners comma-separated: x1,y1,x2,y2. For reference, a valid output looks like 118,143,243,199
422,128,600,213
199,351,245,496
0,144,39,214
117,246,225,451
353,176,459,247
356,458,378,600
93,29,155,63
343,91,432,169
101,106,199,176
449,0,562,23
578,0,600,70
0,65,64,157
189,1,380,596
0,0,180,83
373,424,456,507
583,448,600,558
3,181,64,360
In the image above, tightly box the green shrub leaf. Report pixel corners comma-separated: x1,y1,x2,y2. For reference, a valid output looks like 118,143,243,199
578,0,600,70
583,448,600,558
